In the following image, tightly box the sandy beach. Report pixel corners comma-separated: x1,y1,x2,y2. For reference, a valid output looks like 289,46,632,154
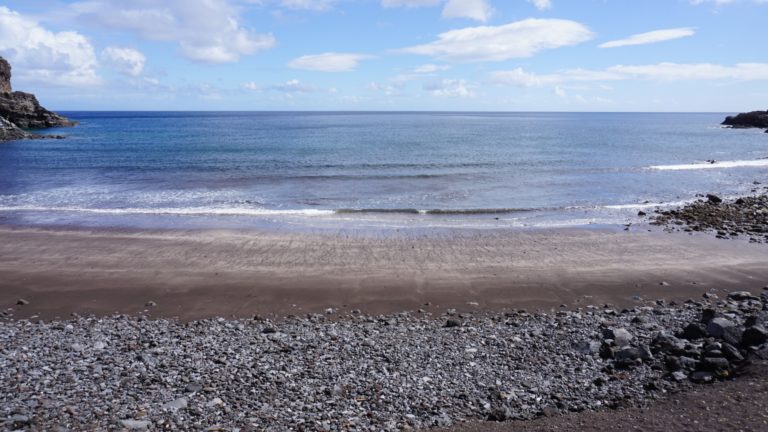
2,224,767,320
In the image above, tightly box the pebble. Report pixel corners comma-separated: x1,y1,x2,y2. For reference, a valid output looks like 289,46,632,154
0,291,766,430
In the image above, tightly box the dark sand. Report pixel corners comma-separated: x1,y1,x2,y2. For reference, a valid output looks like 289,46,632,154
1,224,767,320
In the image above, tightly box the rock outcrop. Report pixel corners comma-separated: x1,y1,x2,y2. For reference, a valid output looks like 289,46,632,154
0,56,74,142
0,116,30,141
722,110,768,132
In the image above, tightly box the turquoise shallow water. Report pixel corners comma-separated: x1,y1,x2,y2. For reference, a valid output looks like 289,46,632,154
0,111,766,229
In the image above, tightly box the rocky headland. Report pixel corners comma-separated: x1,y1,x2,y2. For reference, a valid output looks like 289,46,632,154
722,110,768,133
0,56,73,142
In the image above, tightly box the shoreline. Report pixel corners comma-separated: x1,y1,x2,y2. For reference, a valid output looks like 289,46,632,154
2,223,767,321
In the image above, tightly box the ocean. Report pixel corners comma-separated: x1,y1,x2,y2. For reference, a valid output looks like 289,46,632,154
0,111,766,230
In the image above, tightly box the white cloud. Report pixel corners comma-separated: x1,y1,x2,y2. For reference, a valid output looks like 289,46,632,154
381,0,442,7
0,6,100,87
102,46,146,77
268,79,318,92
424,78,474,97
369,82,399,96
288,52,373,72
399,19,594,62
278,0,336,11
242,81,261,91
528,0,552,10
608,62,768,80
490,67,622,86
690,0,768,5
413,64,452,73
441,0,493,22
599,28,695,49
490,63,768,87
70,0,275,64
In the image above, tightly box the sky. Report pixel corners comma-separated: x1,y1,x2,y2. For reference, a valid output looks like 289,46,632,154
0,0,767,111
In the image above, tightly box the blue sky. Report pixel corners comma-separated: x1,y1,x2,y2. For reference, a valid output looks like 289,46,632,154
1,0,767,111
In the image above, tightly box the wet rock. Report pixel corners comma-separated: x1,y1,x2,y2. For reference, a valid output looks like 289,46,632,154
706,194,722,204
16,298,29,306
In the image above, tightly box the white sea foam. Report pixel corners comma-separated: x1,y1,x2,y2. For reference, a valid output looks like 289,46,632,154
0,206,335,217
648,159,768,171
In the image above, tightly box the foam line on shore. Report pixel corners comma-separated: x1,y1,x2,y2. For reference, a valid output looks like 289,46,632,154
648,159,768,171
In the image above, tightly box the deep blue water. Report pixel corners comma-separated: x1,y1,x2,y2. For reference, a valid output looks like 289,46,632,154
0,112,766,229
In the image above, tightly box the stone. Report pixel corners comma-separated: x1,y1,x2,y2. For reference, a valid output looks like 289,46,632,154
651,333,685,355
742,325,768,346
671,371,687,382
720,343,745,362
163,398,188,411
690,371,715,384
603,327,634,347
728,291,758,301
16,298,29,306
145,301,157,307
701,357,730,371
119,420,151,430
706,317,736,339
706,194,722,204
681,322,708,340
185,382,203,393
614,346,652,362
572,340,601,355
445,319,461,328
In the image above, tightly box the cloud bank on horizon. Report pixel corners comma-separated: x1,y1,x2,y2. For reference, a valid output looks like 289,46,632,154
0,0,766,111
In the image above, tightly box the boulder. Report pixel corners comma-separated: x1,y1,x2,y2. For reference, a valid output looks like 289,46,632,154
707,317,736,339
603,327,634,347
742,326,768,346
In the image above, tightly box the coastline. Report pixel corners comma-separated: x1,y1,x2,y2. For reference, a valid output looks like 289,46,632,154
2,223,767,321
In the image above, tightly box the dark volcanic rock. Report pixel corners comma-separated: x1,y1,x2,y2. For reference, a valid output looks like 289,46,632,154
0,56,74,142
722,110,768,130
651,193,768,243
0,116,30,141
0,91,75,129
0,57,11,93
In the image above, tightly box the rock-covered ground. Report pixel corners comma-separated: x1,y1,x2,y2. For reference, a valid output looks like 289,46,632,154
2,289,768,431
651,189,768,243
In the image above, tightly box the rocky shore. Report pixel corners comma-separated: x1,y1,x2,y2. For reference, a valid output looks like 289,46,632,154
0,56,73,142
722,110,768,133
650,189,768,243
2,288,767,431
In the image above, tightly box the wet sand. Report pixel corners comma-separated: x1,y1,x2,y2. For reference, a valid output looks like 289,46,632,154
1,224,767,320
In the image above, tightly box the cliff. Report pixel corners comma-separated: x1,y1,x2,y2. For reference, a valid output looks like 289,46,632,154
0,56,74,141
